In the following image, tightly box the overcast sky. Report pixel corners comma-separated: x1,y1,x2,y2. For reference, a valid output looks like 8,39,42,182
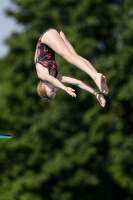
0,0,22,58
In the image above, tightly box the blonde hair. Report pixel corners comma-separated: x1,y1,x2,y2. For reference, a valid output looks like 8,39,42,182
37,80,50,100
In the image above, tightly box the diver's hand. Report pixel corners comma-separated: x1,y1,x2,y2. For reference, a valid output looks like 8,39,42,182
64,87,76,97
95,92,106,107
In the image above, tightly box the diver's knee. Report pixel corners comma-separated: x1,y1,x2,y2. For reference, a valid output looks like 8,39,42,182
63,53,76,63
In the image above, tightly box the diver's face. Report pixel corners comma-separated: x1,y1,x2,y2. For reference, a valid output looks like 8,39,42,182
44,82,58,99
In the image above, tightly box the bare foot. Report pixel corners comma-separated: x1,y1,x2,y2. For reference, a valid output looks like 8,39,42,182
94,73,109,94
96,93,106,107
102,75,109,94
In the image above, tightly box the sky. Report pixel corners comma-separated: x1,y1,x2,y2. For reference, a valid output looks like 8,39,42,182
0,0,22,58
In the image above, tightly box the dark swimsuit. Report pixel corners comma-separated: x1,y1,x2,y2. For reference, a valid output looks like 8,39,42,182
35,28,60,78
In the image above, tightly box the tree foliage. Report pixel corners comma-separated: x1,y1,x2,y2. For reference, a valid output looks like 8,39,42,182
0,0,133,199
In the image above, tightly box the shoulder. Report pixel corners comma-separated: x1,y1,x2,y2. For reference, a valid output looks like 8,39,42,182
56,73,62,82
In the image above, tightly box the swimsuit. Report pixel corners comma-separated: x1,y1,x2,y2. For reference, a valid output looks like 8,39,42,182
35,28,60,78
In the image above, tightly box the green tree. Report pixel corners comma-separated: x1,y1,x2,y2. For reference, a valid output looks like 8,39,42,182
0,0,133,200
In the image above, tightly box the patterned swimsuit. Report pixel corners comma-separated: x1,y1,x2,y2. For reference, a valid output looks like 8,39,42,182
35,28,60,77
